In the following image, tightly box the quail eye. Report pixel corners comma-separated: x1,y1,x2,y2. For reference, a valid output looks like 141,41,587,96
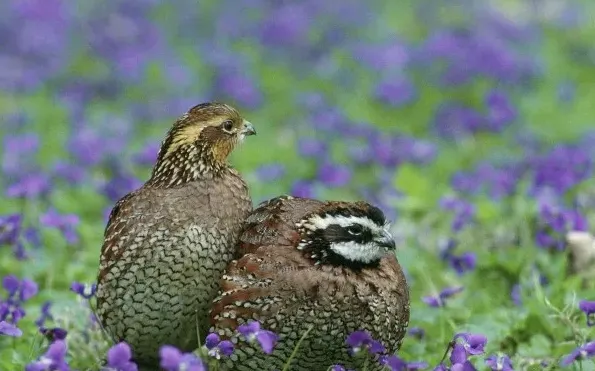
346,225,363,236
222,120,234,133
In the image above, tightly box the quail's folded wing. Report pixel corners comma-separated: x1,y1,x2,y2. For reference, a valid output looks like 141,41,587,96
211,243,307,333
98,191,150,284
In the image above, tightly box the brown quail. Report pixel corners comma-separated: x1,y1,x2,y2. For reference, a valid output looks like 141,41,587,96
209,195,410,371
95,102,256,368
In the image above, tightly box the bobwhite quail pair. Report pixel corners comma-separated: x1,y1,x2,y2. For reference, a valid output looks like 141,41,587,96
96,102,410,370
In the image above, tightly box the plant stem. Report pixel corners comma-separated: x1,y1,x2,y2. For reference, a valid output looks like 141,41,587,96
195,309,202,347
282,325,314,371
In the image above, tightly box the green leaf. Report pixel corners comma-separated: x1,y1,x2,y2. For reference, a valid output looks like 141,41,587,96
523,334,553,358
475,197,501,224
393,163,437,209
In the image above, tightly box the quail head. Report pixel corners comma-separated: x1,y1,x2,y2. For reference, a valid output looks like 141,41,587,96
95,102,256,368
209,195,410,371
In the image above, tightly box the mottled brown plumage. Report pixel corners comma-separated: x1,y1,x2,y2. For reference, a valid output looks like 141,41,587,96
95,102,256,368
210,195,410,371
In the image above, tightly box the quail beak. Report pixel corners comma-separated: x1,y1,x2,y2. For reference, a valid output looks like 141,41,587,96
241,120,256,136
376,229,396,251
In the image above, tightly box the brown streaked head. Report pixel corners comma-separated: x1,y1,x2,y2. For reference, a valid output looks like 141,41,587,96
149,102,256,186
159,102,256,163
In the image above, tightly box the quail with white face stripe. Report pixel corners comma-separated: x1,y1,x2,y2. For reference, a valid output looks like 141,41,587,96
210,195,410,371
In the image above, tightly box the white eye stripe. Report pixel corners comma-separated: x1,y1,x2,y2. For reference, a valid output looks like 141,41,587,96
303,215,387,235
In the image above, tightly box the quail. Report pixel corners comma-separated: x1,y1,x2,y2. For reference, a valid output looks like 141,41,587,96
95,102,256,368
210,195,410,371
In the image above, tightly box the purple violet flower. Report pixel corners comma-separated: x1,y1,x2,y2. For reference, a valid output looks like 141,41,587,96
331,365,353,371
352,42,410,72
290,180,315,198
3,275,21,298
52,161,87,185
40,327,68,342
6,172,51,199
101,170,142,203
560,342,595,366
422,286,464,307
35,301,53,327
70,282,97,299
449,343,478,370
535,203,588,250
448,252,477,275
133,141,160,166
23,227,41,248
204,333,234,359
579,300,595,326
348,144,373,164
68,126,118,166
379,354,407,370
39,208,80,244
535,229,560,250
375,79,417,107
255,164,286,182
3,275,38,302
104,342,138,371
310,108,347,133
407,361,430,370
3,0,70,92
531,144,592,195
1,133,39,176
25,340,69,371
317,162,352,187
237,321,278,354
485,354,514,371
450,344,467,363
1,275,38,324
511,284,522,306
159,345,206,371
485,89,516,130
259,3,311,45
439,197,476,232
439,238,458,261
401,137,437,165
297,138,328,158
19,279,38,302
451,362,478,371
432,103,485,139
455,333,487,355
0,320,22,337
451,162,520,199
408,327,425,339
216,73,263,109
345,330,385,355
0,214,22,245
